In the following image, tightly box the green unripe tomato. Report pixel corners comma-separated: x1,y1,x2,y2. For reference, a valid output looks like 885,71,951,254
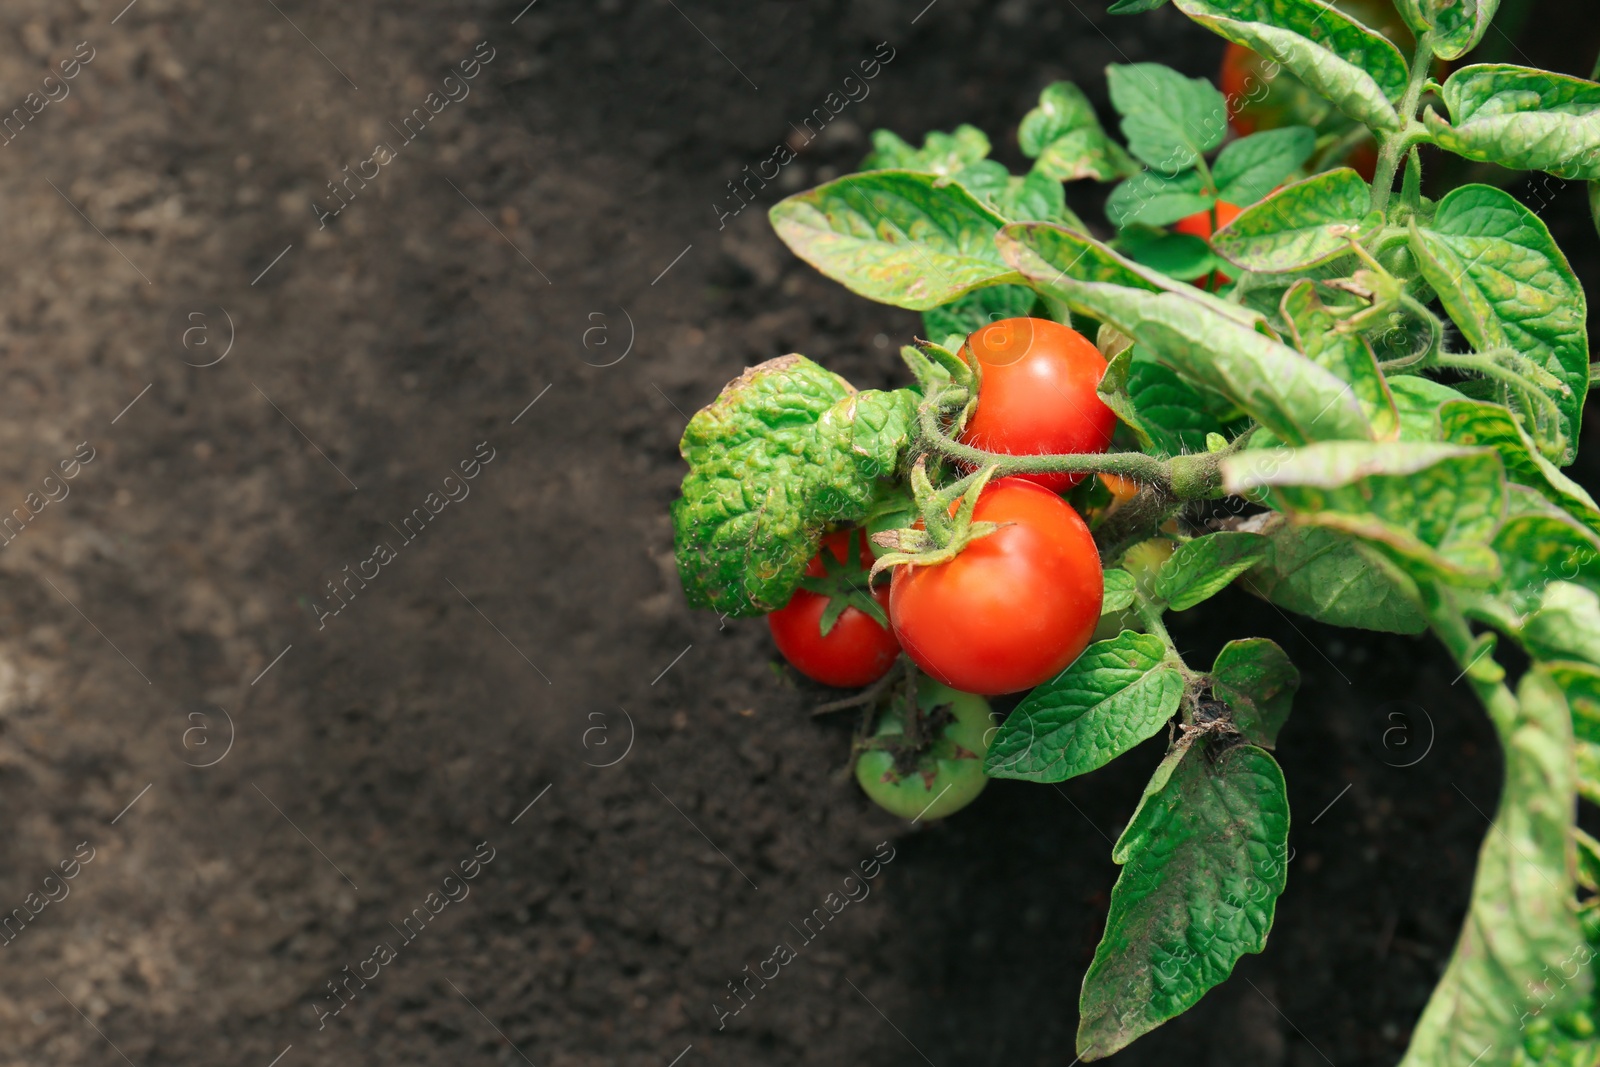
854,676,991,821
1121,537,1176,599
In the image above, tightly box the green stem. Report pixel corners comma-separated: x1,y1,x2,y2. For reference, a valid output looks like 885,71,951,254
1370,34,1438,214
1137,596,1176,653
1419,584,1519,735
1346,237,1394,279
1135,595,1205,724
1437,351,1568,425
916,402,1223,498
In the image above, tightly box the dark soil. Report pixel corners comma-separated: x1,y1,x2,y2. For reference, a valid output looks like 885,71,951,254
2,0,1598,1064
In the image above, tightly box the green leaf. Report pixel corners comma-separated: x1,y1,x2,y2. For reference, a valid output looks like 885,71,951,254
770,171,1020,312
1099,347,1238,455
986,166,1090,229
812,387,920,490
1222,442,1508,583
673,356,855,616
1213,126,1317,205
1241,519,1428,633
1102,569,1137,614
1281,281,1400,439
997,224,1376,445
1426,64,1600,178
1171,0,1408,131
1109,0,1170,11
1116,226,1218,282
946,158,1009,201
1548,662,1600,806
1491,495,1600,609
996,220,1259,325
1106,63,1229,171
861,125,991,175
1577,827,1600,892
1409,184,1590,464
921,284,1044,343
1078,742,1290,1059
1420,0,1502,61
1439,400,1600,537
1037,131,1143,186
1107,169,1215,229
985,632,1182,783
1520,583,1600,667
1398,668,1590,1066
1210,639,1299,748
1390,375,1474,441
1019,81,1140,182
1154,532,1272,611
1116,295,1373,445
1211,169,1377,273
1017,81,1095,156
1124,350,1241,455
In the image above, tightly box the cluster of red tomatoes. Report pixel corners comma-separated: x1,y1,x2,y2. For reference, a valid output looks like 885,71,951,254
765,318,1117,818
769,317,1115,697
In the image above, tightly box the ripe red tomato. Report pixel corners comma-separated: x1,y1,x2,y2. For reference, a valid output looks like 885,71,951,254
1173,200,1243,240
1173,201,1244,288
768,529,899,688
957,318,1116,493
1220,44,1264,136
889,478,1103,695
855,677,992,821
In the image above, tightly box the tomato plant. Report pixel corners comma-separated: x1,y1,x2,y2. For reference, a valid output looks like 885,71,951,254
889,476,1102,695
767,529,899,688
854,674,992,821
671,0,1600,1061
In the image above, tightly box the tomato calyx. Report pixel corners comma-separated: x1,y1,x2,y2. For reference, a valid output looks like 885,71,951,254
901,335,979,398
863,697,961,782
868,459,1008,582
796,528,890,633
851,663,976,782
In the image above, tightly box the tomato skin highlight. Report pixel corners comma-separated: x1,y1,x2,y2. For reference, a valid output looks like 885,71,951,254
768,531,899,688
957,318,1116,493
889,478,1103,696
855,677,991,821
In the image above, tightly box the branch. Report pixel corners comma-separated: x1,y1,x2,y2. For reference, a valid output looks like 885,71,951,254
915,400,1224,499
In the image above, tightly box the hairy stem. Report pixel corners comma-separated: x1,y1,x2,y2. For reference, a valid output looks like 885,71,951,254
1094,484,1183,565
1370,34,1438,214
916,402,1224,498
1438,351,1567,427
